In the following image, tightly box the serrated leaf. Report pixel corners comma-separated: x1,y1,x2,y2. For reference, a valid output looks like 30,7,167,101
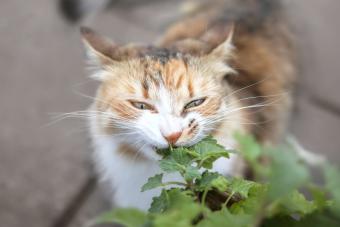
166,189,197,209
196,208,252,227
309,185,332,211
262,213,340,227
152,189,202,227
153,213,194,227
195,171,220,191
159,158,184,173
229,178,257,198
150,188,202,227
172,148,192,166
211,176,229,192
268,190,316,218
149,190,169,213
267,146,309,200
184,166,201,181
194,136,228,158
195,171,229,192
234,132,262,161
230,184,267,215
192,136,230,169
96,134,340,227
323,165,340,217
141,174,163,192
96,208,147,227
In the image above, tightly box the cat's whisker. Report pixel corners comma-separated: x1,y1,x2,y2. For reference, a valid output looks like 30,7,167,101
73,90,113,106
223,77,271,100
222,92,289,104
197,99,280,127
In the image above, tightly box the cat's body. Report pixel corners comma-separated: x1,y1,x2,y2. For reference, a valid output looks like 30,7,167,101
81,0,296,210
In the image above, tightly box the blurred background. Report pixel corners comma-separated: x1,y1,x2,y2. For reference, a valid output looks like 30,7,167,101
0,0,339,226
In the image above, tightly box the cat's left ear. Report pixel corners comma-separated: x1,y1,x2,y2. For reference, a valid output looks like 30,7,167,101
205,24,236,75
80,27,118,80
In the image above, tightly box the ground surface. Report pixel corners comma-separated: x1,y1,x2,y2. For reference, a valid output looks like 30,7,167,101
0,0,340,226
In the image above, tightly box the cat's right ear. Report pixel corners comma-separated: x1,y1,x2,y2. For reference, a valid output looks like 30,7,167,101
80,27,117,80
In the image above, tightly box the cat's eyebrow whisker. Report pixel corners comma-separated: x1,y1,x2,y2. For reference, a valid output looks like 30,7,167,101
223,77,270,101
200,118,259,129
44,112,95,127
222,98,281,115
72,90,113,106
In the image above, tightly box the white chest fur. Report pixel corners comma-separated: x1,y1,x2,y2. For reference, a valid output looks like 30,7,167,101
92,134,184,210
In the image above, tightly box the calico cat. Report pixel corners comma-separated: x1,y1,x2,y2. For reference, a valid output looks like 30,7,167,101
80,0,296,210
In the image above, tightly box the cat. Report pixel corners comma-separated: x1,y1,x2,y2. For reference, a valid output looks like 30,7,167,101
79,0,296,210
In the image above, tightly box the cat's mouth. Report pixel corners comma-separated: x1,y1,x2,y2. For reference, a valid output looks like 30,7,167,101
150,141,194,151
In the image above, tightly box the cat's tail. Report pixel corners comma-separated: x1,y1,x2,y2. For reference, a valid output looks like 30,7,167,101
59,0,112,22
181,0,283,20
58,0,163,23
59,0,283,23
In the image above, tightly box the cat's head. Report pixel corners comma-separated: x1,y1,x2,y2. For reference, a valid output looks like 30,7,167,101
82,27,236,159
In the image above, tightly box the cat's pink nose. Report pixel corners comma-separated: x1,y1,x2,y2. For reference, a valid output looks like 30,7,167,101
164,131,182,145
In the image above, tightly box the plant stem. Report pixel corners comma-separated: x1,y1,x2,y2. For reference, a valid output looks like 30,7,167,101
201,188,209,208
223,191,235,208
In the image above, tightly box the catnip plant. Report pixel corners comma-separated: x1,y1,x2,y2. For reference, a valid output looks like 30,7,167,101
92,134,340,227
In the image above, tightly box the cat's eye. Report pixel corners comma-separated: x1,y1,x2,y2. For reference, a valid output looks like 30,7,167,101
130,101,155,111
184,98,206,110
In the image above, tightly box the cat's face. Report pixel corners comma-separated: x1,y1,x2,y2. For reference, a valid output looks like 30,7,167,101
82,27,235,159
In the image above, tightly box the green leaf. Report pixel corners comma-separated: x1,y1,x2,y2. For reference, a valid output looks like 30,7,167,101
153,213,193,227
228,178,257,198
210,176,229,192
195,171,220,191
195,171,228,192
234,132,262,161
309,185,332,211
172,148,192,166
152,189,202,227
267,146,309,200
196,208,252,227
263,213,340,227
230,184,267,215
184,166,201,182
96,208,147,227
267,190,316,218
159,158,184,173
149,190,170,213
141,174,164,192
192,136,230,169
323,165,340,217
96,134,340,227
